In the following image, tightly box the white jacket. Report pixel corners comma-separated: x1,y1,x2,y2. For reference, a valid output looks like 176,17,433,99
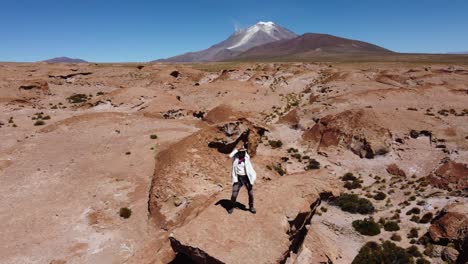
229,149,257,185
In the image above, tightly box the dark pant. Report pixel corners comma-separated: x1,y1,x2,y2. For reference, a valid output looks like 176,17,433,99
231,175,254,208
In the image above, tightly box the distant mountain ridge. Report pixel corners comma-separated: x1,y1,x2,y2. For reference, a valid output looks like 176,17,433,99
43,57,87,63
154,22,392,62
235,33,392,60
156,21,297,62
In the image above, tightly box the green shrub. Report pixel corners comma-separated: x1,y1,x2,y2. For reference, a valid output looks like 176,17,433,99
384,221,400,231
272,163,286,176
150,134,158,139
353,218,381,236
408,228,419,238
406,246,422,258
304,159,320,170
344,180,362,190
268,140,283,149
67,93,88,104
391,233,402,241
374,192,387,200
342,172,357,181
34,120,45,126
119,207,132,219
410,215,420,223
406,207,421,215
335,193,374,214
352,241,415,264
416,258,430,264
419,213,433,224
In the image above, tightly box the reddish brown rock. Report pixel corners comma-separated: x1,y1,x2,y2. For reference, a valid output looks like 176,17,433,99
278,108,300,128
302,109,392,158
429,203,467,263
386,163,407,177
427,160,468,191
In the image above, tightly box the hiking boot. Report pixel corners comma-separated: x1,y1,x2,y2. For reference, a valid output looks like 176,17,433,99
249,207,256,214
228,207,234,214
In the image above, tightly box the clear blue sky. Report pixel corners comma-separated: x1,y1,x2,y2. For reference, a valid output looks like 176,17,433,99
1,0,467,62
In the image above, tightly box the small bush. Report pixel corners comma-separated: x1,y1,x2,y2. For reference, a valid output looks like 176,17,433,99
268,140,283,149
406,207,421,215
344,180,362,190
150,134,158,139
353,218,381,236
352,241,414,264
67,93,88,104
416,258,430,264
410,215,420,223
34,120,45,126
374,192,387,200
408,228,419,238
391,233,402,241
304,159,320,170
335,193,375,214
406,246,422,258
342,172,357,181
384,221,400,232
272,163,286,176
119,207,132,219
419,213,433,224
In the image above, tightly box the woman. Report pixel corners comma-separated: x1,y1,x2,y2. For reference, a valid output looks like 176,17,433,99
228,141,257,214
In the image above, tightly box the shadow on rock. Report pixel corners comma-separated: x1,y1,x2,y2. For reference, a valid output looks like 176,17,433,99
215,199,248,213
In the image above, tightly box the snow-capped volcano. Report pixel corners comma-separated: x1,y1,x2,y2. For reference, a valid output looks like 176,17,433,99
227,21,297,50
157,21,297,62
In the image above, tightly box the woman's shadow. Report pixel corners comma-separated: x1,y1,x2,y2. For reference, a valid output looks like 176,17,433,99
215,199,248,213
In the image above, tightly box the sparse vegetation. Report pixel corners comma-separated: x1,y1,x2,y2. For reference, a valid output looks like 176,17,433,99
119,207,132,219
391,233,402,241
34,120,45,126
150,134,158,139
384,221,400,231
407,228,419,239
268,140,283,149
352,241,415,264
419,212,433,224
304,158,320,170
335,193,374,214
406,207,421,215
67,93,89,104
406,246,422,258
342,172,357,181
352,218,381,236
373,191,387,200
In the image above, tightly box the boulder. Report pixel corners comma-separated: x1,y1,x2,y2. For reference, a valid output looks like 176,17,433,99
169,171,339,264
303,109,392,159
442,247,459,263
427,160,468,191
429,203,467,263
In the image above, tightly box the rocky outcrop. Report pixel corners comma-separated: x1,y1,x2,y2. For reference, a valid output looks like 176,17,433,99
303,109,392,158
18,80,50,98
208,119,267,157
168,171,339,264
428,203,467,263
427,160,468,191
278,109,300,128
386,163,407,177
148,119,267,229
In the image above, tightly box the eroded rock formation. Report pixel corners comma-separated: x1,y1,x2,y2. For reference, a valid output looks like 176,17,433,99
303,109,392,158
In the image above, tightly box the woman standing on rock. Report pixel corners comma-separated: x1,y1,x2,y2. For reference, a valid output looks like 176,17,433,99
228,140,257,214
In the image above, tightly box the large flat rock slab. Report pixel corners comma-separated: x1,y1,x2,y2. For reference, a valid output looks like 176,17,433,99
169,171,338,264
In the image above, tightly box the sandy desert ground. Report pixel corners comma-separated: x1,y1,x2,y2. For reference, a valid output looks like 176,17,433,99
0,60,467,264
